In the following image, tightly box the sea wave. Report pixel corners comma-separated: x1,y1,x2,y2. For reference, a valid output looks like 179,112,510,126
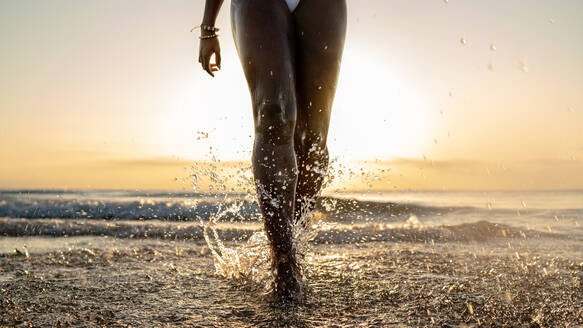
0,217,558,244
0,192,519,222
0,197,259,221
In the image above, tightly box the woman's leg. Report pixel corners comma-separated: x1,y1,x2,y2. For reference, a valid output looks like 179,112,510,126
292,0,347,223
231,0,301,299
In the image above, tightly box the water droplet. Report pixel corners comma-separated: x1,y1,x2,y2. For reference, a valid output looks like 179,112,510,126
487,62,494,71
518,59,529,73
323,45,328,50
269,70,274,77
490,43,497,51
317,86,322,90
460,37,467,45
443,0,448,3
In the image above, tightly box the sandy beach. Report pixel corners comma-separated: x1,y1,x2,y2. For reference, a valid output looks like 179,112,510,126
2,235,582,327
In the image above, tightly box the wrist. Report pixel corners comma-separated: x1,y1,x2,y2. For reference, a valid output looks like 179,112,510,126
201,30,217,37
199,34,218,40
200,24,219,33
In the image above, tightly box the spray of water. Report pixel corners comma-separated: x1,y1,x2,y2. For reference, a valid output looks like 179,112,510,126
191,131,431,293
202,202,327,291
193,131,336,291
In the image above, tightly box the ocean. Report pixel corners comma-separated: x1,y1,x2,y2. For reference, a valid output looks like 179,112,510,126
1,189,582,326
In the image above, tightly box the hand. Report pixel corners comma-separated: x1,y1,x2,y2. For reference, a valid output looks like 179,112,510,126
198,33,221,77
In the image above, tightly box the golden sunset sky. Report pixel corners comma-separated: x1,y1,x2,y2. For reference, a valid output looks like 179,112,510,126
1,0,582,190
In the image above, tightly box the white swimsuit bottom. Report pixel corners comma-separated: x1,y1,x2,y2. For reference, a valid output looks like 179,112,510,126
285,0,300,12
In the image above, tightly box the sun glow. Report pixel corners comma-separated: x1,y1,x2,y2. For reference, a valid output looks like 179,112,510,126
152,52,254,161
329,46,435,161
154,45,436,163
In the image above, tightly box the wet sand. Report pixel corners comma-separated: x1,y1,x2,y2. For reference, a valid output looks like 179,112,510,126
1,236,581,327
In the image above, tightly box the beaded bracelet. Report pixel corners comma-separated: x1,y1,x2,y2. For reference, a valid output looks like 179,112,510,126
199,34,219,40
191,25,220,33
201,24,220,32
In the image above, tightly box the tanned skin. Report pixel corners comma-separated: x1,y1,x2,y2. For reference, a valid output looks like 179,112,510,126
198,0,346,302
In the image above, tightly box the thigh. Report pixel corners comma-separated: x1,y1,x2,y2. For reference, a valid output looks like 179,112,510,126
293,0,347,142
231,0,297,121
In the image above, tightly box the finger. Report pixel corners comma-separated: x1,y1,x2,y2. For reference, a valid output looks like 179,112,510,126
205,54,215,77
216,51,221,69
206,62,215,77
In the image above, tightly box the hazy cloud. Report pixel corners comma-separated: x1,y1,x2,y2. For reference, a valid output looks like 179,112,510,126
382,158,483,170
97,157,249,169
102,157,194,168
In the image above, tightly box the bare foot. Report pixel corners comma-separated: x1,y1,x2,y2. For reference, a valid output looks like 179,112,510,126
272,248,304,303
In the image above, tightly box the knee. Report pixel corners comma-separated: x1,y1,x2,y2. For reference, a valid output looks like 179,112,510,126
254,97,296,146
294,129,329,164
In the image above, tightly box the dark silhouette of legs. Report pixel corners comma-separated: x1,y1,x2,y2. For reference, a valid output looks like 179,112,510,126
231,0,346,301
231,0,301,300
293,0,347,224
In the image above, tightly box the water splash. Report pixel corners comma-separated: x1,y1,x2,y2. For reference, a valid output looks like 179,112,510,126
204,225,271,288
194,131,332,291
403,215,424,229
202,199,327,290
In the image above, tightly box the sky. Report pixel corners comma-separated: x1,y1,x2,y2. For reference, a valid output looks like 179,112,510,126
1,0,582,190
